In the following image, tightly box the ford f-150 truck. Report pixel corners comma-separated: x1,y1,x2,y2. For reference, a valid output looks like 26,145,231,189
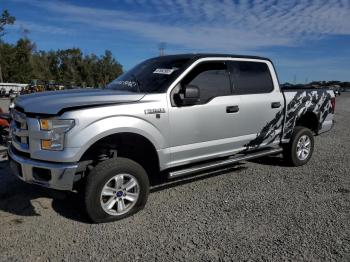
8,54,335,223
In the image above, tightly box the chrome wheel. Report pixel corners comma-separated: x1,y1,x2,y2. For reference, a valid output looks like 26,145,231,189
100,173,140,216
296,135,311,161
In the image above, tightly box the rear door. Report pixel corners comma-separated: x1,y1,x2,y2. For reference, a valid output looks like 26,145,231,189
228,60,284,150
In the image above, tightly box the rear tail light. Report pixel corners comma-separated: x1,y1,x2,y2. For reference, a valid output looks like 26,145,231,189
331,97,336,113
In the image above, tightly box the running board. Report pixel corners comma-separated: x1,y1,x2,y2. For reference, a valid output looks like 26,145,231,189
168,147,283,179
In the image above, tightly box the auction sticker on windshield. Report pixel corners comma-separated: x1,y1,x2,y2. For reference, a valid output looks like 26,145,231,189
115,81,137,87
153,68,176,75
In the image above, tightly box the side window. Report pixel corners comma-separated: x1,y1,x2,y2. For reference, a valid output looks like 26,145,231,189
232,61,274,94
180,62,231,104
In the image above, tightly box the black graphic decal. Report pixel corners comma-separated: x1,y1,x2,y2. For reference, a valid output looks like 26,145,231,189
244,109,284,150
244,90,332,150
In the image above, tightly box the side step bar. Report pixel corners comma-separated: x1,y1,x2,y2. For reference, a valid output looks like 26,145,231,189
168,147,283,179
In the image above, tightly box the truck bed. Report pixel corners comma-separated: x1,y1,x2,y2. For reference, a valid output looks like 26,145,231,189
245,88,334,150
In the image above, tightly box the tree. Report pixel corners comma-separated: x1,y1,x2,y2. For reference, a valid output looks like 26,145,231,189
10,38,35,82
0,10,16,82
56,48,84,85
0,9,123,86
98,50,123,87
0,10,15,37
0,42,16,82
32,50,54,81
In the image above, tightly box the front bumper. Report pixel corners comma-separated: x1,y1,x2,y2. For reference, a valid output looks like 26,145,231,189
8,146,78,191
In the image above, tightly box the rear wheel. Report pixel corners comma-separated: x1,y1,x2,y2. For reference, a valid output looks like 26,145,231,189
283,126,314,166
84,157,149,223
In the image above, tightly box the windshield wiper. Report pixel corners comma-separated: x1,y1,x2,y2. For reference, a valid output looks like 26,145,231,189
131,74,141,93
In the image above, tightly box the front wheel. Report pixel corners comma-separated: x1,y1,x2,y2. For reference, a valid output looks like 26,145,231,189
84,157,149,223
283,126,314,166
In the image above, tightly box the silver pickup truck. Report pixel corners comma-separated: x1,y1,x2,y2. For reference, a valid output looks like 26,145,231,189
8,54,335,223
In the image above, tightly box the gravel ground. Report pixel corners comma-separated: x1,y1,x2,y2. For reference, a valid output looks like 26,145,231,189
0,93,349,261
0,98,10,113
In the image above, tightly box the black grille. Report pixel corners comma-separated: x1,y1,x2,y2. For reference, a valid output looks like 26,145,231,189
11,109,29,149
14,120,21,129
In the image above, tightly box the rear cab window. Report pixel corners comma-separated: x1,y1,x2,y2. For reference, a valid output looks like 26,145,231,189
229,61,274,94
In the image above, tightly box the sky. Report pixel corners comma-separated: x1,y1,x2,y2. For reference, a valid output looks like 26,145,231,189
1,0,350,83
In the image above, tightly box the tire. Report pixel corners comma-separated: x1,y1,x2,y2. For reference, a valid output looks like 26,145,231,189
283,126,314,166
84,157,149,223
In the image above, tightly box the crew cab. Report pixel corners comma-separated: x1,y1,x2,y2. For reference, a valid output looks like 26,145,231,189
8,54,335,223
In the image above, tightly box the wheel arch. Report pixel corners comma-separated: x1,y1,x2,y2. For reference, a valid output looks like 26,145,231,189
295,110,319,134
67,115,166,160
79,132,161,178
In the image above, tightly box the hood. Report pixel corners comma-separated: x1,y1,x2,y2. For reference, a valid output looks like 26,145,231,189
15,89,145,115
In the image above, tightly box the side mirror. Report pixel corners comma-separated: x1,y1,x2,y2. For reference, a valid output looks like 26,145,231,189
182,85,200,105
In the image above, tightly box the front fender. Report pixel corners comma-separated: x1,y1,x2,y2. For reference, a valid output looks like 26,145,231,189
66,116,166,161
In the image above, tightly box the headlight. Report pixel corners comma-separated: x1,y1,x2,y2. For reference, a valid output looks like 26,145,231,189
40,119,75,151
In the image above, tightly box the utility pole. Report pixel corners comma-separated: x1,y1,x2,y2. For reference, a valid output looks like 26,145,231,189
0,34,3,83
158,42,166,56
19,24,30,39
0,41,3,83
0,61,3,83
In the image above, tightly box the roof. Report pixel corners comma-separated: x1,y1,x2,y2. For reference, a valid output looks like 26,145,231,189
152,53,272,62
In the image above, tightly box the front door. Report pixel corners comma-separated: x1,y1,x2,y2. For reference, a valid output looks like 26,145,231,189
168,61,243,167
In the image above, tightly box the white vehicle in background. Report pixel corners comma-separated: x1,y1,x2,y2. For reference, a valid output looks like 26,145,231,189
0,83,27,97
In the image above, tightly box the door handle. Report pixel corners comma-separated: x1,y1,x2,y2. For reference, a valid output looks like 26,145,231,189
271,102,281,108
226,105,239,113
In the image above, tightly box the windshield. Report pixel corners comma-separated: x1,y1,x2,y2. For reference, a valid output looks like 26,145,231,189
106,57,191,93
